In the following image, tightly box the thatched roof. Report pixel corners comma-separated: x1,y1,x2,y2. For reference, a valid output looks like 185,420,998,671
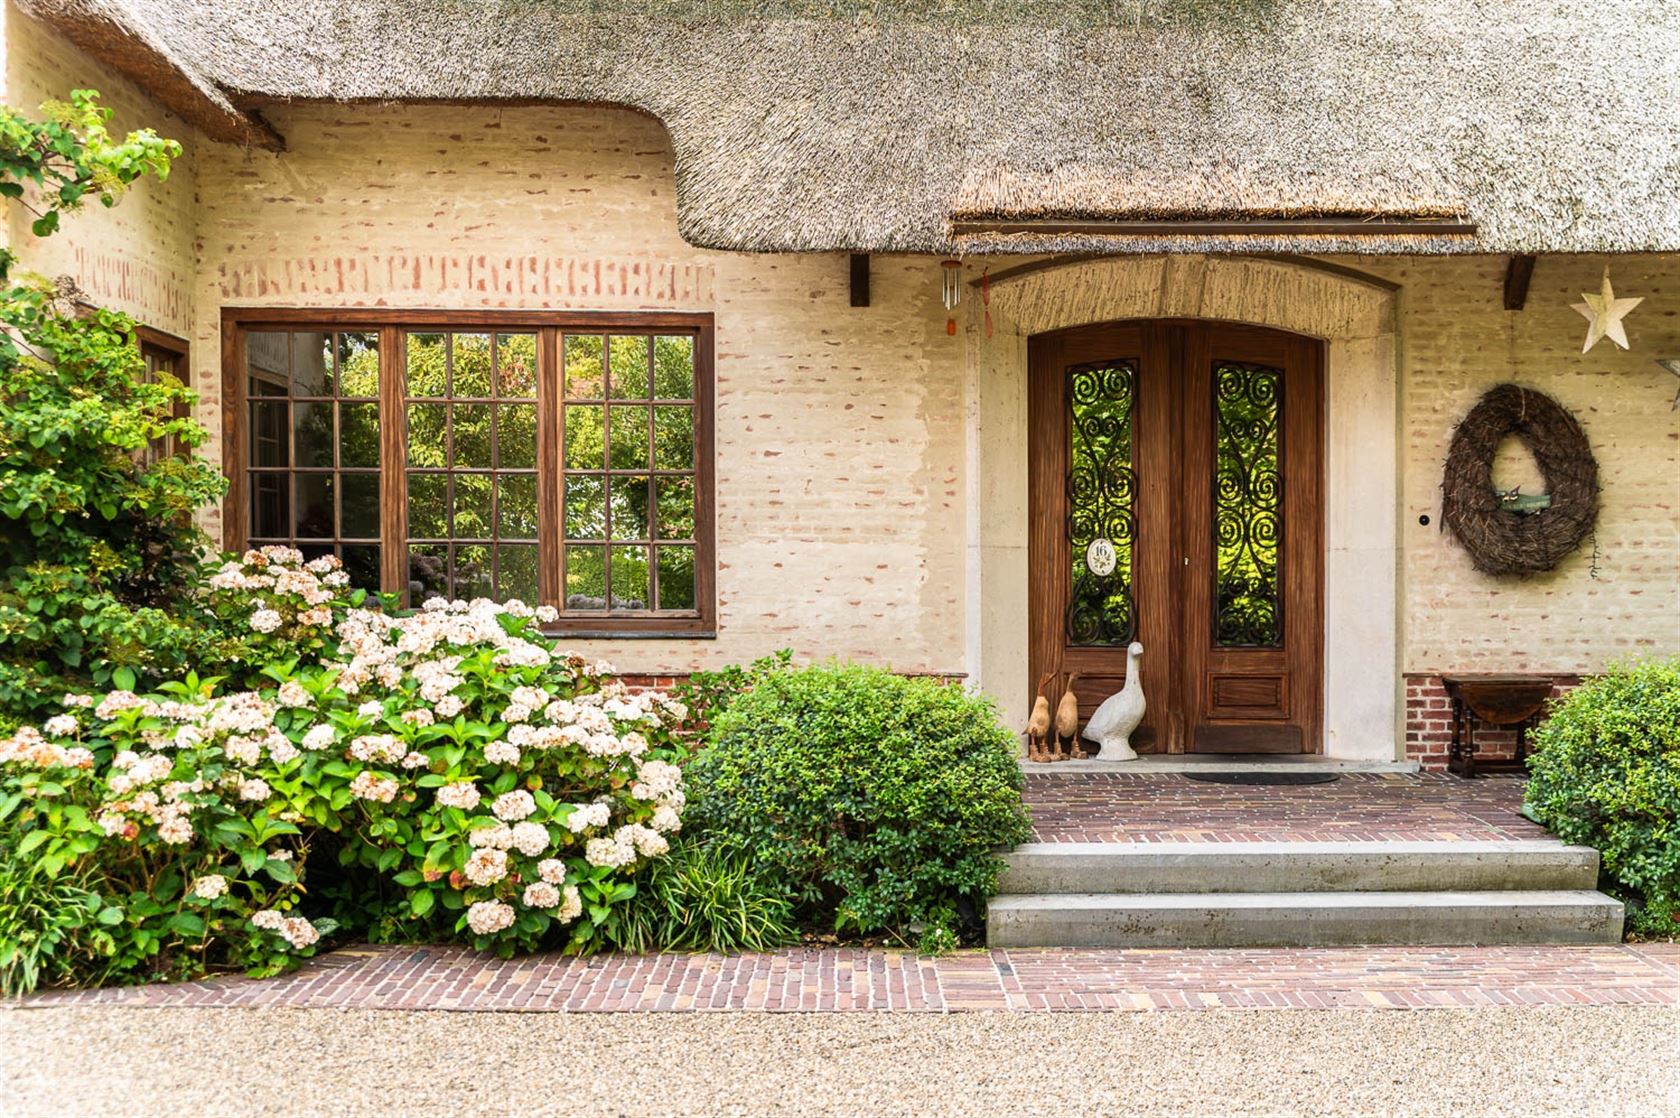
19,1,1680,255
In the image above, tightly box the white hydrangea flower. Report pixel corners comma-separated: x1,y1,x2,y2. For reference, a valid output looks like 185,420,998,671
491,790,536,822
565,801,611,834
509,821,550,856
463,847,508,886
466,899,516,936
43,714,77,737
536,858,567,884
191,874,227,900
238,778,272,802
467,824,514,850
521,881,560,909
434,694,465,719
249,609,283,634
556,885,583,923
301,724,336,751
483,740,520,765
436,782,481,810
276,681,312,709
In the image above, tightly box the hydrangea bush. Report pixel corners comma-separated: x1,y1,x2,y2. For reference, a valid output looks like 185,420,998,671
0,548,688,992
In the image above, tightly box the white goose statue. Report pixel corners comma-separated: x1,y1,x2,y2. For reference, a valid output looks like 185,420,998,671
1084,642,1145,762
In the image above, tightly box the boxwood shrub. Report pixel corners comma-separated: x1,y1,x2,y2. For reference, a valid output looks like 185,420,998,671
685,662,1031,948
1526,660,1680,938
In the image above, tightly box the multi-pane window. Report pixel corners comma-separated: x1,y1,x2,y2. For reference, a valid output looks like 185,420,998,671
244,331,384,593
135,326,190,464
560,333,698,614
226,312,714,636
404,331,539,604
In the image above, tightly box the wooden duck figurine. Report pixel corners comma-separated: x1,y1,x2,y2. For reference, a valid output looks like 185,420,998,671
1086,643,1145,762
1025,672,1053,762
1055,673,1081,760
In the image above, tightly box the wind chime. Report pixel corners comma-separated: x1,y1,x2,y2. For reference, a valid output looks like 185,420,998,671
941,259,961,335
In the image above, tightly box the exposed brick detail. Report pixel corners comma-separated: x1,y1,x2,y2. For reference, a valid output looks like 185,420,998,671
21,942,1679,1013
1403,673,1581,770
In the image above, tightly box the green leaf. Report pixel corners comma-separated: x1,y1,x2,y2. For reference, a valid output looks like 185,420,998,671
97,906,124,926
409,890,435,918
168,912,205,938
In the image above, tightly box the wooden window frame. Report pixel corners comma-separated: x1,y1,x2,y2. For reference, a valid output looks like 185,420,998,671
136,324,192,459
221,308,717,639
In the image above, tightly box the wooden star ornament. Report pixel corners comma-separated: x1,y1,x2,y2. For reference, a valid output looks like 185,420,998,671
1573,269,1642,353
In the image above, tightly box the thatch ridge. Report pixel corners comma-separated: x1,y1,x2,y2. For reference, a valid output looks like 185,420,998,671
20,1,1680,254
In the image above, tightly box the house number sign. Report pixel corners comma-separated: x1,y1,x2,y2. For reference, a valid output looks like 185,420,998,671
1085,537,1118,577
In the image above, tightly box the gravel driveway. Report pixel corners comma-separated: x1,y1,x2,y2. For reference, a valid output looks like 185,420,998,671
4,1004,1676,1116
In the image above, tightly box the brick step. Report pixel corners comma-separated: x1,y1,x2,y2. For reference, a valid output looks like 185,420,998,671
985,890,1625,948
997,841,1600,895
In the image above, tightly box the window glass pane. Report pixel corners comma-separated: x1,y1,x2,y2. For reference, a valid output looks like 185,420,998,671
453,472,492,539
294,474,335,540
608,406,649,470
338,333,380,397
246,333,291,394
565,475,605,539
497,474,538,539
453,333,492,397
340,544,381,593
653,406,693,470
496,333,536,398
498,404,536,468
565,334,604,398
250,401,289,467
656,546,695,611
456,543,493,599
1066,361,1136,647
1213,361,1283,648
407,473,448,538
497,544,539,605
609,335,650,399
293,400,335,468
251,475,289,538
408,543,449,603
291,332,333,396
610,476,651,541
564,405,604,469
655,476,695,540
341,472,380,539
406,333,447,397
565,545,606,609
340,404,380,468
654,335,694,398
611,545,649,610
453,403,492,468
407,403,447,467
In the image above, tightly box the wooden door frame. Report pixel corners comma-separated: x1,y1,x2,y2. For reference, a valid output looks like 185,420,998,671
1027,318,1325,755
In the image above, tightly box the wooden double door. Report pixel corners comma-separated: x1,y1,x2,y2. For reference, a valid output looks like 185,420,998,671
1028,320,1324,754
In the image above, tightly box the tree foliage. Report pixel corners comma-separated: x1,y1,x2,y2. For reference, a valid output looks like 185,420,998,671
0,90,223,724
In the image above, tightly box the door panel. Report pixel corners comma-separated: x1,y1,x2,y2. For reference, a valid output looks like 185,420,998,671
1028,320,1323,754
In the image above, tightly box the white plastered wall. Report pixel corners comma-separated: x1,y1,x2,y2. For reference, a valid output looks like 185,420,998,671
966,255,1400,760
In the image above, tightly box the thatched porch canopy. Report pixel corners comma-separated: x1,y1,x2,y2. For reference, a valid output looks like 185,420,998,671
20,0,1680,255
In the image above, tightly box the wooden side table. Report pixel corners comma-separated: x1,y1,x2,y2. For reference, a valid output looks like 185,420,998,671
1441,674,1555,778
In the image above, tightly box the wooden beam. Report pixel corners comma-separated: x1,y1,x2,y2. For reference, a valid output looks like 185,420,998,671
1503,254,1537,311
849,254,870,307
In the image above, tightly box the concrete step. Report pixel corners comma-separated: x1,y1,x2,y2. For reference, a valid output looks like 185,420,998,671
985,890,1625,948
997,841,1601,895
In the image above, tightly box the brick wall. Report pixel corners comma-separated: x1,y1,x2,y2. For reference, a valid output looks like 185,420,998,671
6,5,199,339
1403,673,1581,770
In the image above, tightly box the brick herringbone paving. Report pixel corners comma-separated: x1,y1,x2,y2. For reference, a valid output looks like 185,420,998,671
14,942,1679,1012
1025,772,1546,842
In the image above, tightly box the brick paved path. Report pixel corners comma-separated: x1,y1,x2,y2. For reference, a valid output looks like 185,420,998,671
1025,772,1544,843
16,942,1678,1013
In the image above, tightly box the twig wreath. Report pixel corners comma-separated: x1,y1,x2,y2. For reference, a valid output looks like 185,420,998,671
1441,384,1599,576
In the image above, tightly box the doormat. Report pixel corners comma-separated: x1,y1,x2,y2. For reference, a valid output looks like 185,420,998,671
1183,771,1341,786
